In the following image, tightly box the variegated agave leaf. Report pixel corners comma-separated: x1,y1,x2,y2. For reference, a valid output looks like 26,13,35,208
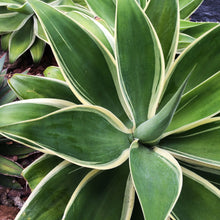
0,0,219,219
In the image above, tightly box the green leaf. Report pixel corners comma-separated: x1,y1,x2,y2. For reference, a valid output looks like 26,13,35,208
22,154,63,190
179,0,203,19
86,0,115,28
0,11,29,33
1,33,11,50
15,161,90,220
134,76,188,144
166,71,220,133
130,141,182,220
0,0,25,6
180,19,218,38
180,161,220,188
116,0,164,126
28,0,129,125
30,38,45,63
161,25,220,108
9,18,35,63
177,33,195,53
0,174,22,189
9,74,80,103
0,156,22,177
62,163,133,220
145,0,179,69
0,98,72,127
66,11,114,55
160,119,220,169
43,66,65,81
0,105,131,169
173,167,220,220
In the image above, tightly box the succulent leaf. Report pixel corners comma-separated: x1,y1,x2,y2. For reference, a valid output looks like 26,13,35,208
160,118,220,169
9,74,80,103
15,161,91,220
22,154,63,190
116,0,165,126
145,0,179,70
173,167,220,220
130,141,182,220
62,163,132,220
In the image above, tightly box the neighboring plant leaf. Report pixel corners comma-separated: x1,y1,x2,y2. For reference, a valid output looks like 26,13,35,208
15,161,90,220
116,0,164,126
9,74,80,103
9,18,35,63
30,38,46,63
160,119,220,169
130,141,182,220
43,66,65,81
145,0,179,70
22,154,63,190
62,163,132,220
0,141,35,157
28,0,129,125
0,11,30,33
0,156,22,177
86,0,115,28
1,33,11,50
179,0,203,19
0,174,22,189
0,105,131,169
173,167,220,220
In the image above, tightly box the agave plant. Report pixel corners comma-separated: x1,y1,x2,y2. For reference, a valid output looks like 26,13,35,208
0,0,90,63
0,0,219,219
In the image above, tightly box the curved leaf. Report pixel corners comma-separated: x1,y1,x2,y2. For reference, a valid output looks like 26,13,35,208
179,0,203,19
0,98,73,127
116,0,164,126
180,19,218,38
22,154,63,190
0,105,131,169
62,163,132,220
15,161,90,220
160,119,220,169
0,156,22,177
28,0,129,125
134,76,188,144
43,66,65,81
161,24,220,108
9,18,35,62
130,141,182,220
30,38,46,63
166,71,220,133
85,0,115,28
8,74,80,103
67,11,114,55
145,0,179,69
173,167,220,220
0,11,29,33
